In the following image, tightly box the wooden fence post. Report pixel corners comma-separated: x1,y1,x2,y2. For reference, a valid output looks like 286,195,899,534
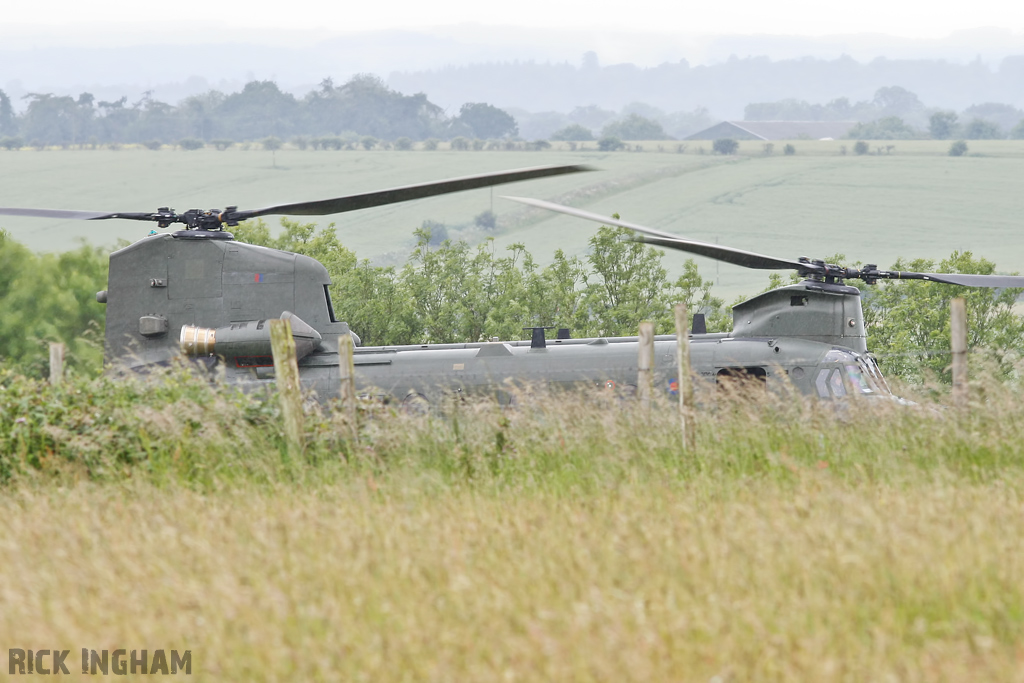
338,333,357,437
49,342,65,386
674,303,696,450
637,321,655,415
951,297,968,411
269,318,304,455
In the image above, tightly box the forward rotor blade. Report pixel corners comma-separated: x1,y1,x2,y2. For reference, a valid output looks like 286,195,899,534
504,196,808,271
892,272,1024,288
239,164,593,219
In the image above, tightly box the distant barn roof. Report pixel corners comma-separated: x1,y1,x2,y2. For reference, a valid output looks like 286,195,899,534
685,121,857,141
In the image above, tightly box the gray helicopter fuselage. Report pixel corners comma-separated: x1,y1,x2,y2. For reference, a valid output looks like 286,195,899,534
99,232,889,404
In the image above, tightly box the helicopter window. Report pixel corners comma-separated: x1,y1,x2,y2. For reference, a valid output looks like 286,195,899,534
815,369,831,398
844,364,874,394
324,285,338,323
861,357,892,395
815,368,850,398
828,368,847,397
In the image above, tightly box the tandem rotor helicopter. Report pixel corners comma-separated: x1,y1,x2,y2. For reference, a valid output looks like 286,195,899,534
3,163,1022,405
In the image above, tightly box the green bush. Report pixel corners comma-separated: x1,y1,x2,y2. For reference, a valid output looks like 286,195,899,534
948,140,969,157
450,136,470,151
550,124,594,142
394,137,413,151
597,136,625,151
178,138,205,151
423,138,440,151
783,143,796,156
0,136,24,150
210,139,234,151
142,139,162,151
853,140,869,155
712,138,738,155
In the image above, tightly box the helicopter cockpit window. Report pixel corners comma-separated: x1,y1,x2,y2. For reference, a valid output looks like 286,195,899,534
815,367,848,398
324,285,339,323
844,364,873,394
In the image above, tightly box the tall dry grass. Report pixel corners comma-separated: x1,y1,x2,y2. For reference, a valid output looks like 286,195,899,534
2,367,1024,680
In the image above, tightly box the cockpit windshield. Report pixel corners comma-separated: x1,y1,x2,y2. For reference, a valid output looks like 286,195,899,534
816,349,892,397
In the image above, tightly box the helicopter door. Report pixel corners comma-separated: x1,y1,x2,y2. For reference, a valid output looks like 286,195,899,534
716,367,767,393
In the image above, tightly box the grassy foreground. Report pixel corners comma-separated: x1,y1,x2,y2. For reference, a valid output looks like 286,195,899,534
2,368,1024,680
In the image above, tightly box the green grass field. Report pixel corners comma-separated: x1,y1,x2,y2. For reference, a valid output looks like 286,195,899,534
3,367,1024,681
4,140,1024,300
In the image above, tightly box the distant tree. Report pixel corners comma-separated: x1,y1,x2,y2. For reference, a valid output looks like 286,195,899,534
529,139,552,150
872,86,924,117
262,136,283,151
450,136,470,150
217,80,298,140
597,136,625,151
422,138,439,151
178,138,204,150
1010,120,1024,140
962,119,1003,139
0,137,23,150
712,138,738,154
450,103,518,139
142,139,162,150
865,251,1024,382
846,117,920,140
601,114,670,140
961,103,1023,131
550,123,594,141
291,136,309,150
394,137,413,150
305,75,445,141
929,111,959,139
0,89,16,136
948,140,968,156
853,140,870,155
474,210,497,230
359,135,378,150
210,139,234,151
783,143,796,155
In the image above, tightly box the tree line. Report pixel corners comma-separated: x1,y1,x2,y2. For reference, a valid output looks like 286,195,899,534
747,86,1024,140
1,223,1020,385
0,76,519,148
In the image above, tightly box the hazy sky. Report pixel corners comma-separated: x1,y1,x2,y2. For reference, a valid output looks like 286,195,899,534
4,0,1023,43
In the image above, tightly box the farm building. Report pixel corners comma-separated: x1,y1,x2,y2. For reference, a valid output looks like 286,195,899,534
686,121,856,141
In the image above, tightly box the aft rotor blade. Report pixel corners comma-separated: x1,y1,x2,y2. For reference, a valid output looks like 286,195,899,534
239,164,593,219
504,196,809,271
887,271,1024,288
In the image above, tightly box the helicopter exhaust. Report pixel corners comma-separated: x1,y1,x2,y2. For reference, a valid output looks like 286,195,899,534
180,312,323,361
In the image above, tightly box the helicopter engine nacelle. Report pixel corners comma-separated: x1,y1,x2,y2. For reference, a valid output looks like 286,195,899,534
731,281,867,353
179,312,322,362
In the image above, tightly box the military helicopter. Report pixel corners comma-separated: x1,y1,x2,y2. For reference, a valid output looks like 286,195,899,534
4,165,1022,405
